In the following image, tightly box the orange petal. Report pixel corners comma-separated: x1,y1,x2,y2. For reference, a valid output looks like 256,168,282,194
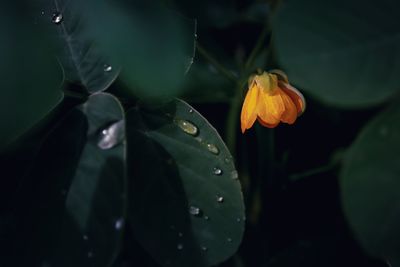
240,84,260,133
279,81,306,115
257,117,280,128
278,87,298,124
256,89,282,125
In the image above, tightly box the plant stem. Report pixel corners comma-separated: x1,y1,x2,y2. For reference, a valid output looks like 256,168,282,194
289,162,340,181
196,43,237,83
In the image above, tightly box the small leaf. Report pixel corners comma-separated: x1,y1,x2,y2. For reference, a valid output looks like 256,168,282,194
126,99,245,267
43,0,120,93
0,5,63,150
82,0,197,99
273,0,400,107
341,103,400,265
11,93,126,267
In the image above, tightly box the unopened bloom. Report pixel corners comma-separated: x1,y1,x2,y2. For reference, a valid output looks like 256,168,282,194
240,70,305,133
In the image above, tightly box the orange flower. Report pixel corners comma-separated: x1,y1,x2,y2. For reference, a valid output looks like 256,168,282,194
240,70,305,133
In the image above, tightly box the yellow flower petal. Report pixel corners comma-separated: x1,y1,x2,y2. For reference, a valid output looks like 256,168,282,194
257,89,281,125
254,72,278,94
278,87,298,124
280,82,306,115
240,84,260,133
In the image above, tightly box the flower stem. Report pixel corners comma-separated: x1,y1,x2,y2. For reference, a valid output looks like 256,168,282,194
196,43,237,83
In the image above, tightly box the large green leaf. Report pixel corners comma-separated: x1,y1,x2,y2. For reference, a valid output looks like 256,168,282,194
81,0,197,99
11,93,126,267
341,103,400,266
37,0,120,93
0,4,63,150
126,99,245,267
273,0,400,108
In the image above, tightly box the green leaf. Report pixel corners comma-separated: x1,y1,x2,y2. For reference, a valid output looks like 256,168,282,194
272,0,400,107
40,0,120,93
81,0,197,99
126,99,245,267
12,93,126,267
341,103,400,265
182,63,235,103
0,5,63,150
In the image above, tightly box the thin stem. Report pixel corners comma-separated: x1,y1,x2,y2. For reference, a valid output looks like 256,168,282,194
196,43,237,83
289,162,340,181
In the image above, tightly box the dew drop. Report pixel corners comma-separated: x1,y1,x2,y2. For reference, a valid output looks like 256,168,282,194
213,167,223,176
189,108,194,114
174,119,198,136
216,195,224,203
103,64,112,72
204,216,209,220
178,232,183,237
227,238,232,242
177,243,184,250
97,120,125,150
115,218,124,230
189,206,202,217
52,12,63,24
206,143,219,155
224,157,231,163
41,11,45,15
230,170,239,180
87,251,94,258
201,246,208,252
83,235,88,241
236,218,241,223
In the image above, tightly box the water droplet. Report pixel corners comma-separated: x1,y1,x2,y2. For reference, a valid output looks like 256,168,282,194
230,170,239,180
97,120,125,150
87,251,94,258
216,195,224,203
177,243,184,250
204,216,209,220
201,246,208,251
224,157,231,163
103,64,112,72
52,12,63,24
213,167,223,176
206,143,219,155
189,108,193,113
178,232,183,237
189,206,202,217
174,119,198,136
194,33,198,39
41,11,45,15
227,238,232,242
236,218,241,223
83,235,88,241
115,218,124,230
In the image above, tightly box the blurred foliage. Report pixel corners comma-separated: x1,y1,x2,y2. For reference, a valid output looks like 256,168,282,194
1,0,400,267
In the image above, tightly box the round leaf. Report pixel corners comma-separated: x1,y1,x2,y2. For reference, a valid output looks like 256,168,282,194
273,0,400,107
341,103,400,265
126,99,245,267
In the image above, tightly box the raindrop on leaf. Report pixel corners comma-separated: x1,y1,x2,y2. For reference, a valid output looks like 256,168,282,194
206,143,219,155
52,12,63,24
115,218,124,230
213,167,223,176
216,195,224,203
174,119,198,136
103,64,112,72
97,120,125,150
189,206,202,217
